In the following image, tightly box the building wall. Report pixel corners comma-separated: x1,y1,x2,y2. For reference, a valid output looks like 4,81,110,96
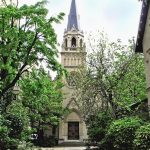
59,29,88,142
143,6,150,107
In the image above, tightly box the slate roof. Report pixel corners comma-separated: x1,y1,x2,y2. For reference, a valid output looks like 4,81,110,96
135,0,150,53
67,0,80,31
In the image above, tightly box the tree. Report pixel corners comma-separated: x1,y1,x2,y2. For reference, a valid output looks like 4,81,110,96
0,0,65,111
0,0,65,148
19,68,64,146
0,68,64,149
74,32,146,119
20,68,63,126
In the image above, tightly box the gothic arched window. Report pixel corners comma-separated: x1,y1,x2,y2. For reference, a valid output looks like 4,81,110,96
80,39,82,47
71,37,76,47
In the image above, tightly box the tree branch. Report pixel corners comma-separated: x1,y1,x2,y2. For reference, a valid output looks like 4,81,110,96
0,29,38,99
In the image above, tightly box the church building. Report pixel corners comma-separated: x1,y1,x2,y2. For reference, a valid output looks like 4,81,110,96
59,0,88,143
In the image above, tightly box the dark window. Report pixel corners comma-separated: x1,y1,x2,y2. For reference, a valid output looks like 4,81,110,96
71,37,76,47
65,39,68,47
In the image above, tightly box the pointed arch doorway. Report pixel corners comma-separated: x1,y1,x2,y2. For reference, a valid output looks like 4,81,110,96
68,122,79,140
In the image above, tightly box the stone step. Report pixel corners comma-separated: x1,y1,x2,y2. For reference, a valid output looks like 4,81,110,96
58,141,85,147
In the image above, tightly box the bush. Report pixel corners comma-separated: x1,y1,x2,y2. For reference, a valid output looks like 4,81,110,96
0,114,20,149
98,137,114,150
102,117,143,150
87,112,112,142
0,101,32,150
0,115,10,149
5,114,24,139
134,123,150,150
0,114,26,149
34,135,58,147
42,135,58,147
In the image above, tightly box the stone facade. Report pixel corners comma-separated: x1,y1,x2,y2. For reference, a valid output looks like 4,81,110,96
58,0,88,142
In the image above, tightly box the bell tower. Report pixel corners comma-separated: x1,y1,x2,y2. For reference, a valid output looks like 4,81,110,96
59,0,88,143
61,0,86,72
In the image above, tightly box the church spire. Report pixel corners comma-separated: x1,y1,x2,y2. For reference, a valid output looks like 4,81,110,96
67,0,80,31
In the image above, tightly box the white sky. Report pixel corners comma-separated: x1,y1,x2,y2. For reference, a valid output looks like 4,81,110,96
18,0,142,47
14,0,142,77
49,0,142,45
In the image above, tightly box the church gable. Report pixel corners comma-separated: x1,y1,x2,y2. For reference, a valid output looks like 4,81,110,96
66,97,79,110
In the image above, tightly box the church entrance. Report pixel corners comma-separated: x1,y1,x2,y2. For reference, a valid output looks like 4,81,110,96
68,122,79,140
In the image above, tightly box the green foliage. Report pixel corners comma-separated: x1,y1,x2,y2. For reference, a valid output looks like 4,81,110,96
0,0,65,107
38,135,58,147
86,112,112,142
20,68,63,126
0,102,31,150
134,123,150,150
114,53,146,108
0,1,65,149
6,101,32,141
75,32,146,119
0,115,10,149
104,117,143,150
19,68,64,147
0,68,64,149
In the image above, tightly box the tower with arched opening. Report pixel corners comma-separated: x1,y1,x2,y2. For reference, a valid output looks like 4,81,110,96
60,0,87,144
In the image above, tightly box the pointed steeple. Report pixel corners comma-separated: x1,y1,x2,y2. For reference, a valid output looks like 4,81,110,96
67,0,80,31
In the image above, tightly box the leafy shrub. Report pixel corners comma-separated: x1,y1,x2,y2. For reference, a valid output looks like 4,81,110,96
98,137,115,150
103,117,143,150
42,135,58,147
0,101,32,150
87,112,112,142
134,123,150,150
34,135,58,147
0,114,19,149
5,114,24,139
0,115,10,149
